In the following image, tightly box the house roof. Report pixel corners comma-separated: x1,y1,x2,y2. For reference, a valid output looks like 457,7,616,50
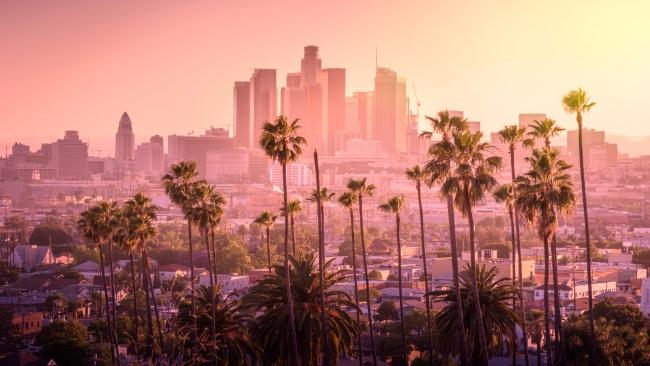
158,264,191,272
11,245,53,271
72,261,100,272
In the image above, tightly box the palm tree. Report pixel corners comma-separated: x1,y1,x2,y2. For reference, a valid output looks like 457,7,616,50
431,265,519,364
338,191,363,365
124,193,158,359
405,165,435,364
78,204,117,364
561,88,597,348
260,115,306,365
243,252,359,366
515,148,576,366
162,160,203,345
280,199,302,255
430,131,502,366
493,183,523,364
307,187,335,251
526,310,545,366
177,285,260,364
422,110,469,366
528,117,566,358
253,211,277,273
378,195,408,365
346,177,378,366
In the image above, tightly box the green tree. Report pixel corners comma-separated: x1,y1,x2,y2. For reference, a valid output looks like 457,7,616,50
280,199,302,255
376,301,399,321
253,211,278,273
562,88,597,351
431,265,519,365
0,308,18,341
29,216,73,245
243,252,358,366
36,320,88,365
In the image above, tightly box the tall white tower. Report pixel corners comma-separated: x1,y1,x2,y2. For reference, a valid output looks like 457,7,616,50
115,112,135,161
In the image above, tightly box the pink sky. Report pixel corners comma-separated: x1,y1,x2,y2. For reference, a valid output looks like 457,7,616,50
2,0,649,156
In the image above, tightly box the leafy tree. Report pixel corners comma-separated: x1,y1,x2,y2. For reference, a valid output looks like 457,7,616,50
29,216,73,245
4,215,29,243
376,301,399,321
37,320,89,365
0,308,18,341
367,270,383,280
0,261,18,284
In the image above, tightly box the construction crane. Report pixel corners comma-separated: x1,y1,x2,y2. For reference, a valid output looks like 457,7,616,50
412,84,421,120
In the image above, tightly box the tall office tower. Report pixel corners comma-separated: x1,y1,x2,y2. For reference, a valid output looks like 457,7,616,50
115,112,135,161
168,128,235,178
281,73,306,131
301,45,322,87
51,130,88,179
373,67,407,153
322,68,345,155
250,69,277,149
135,135,164,177
344,91,373,139
233,81,251,148
467,121,481,133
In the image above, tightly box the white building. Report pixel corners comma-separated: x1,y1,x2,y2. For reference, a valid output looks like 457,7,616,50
216,274,250,293
534,280,617,301
269,162,312,186
158,264,190,283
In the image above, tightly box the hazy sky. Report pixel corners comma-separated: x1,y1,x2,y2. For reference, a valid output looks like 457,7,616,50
2,0,649,156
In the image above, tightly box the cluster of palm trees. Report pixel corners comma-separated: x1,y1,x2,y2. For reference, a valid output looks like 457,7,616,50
78,193,159,364
76,87,597,365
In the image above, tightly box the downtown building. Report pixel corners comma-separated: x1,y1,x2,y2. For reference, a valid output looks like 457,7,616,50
135,135,164,178
567,128,617,170
50,130,89,179
233,69,277,150
114,112,136,178
168,128,238,180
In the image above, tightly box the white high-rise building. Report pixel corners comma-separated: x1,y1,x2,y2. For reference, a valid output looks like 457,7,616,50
135,135,164,177
115,112,135,161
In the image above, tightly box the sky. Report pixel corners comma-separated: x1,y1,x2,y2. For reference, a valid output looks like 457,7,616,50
2,0,650,156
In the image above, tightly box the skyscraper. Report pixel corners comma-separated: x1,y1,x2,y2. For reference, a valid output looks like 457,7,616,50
115,112,135,161
168,128,235,178
135,135,164,177
322,68,345,155
233,81,251,148
373,67,407,153
250,69,277,149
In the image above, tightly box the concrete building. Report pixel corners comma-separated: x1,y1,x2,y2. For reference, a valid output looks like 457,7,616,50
233,81,251,149
567,128,617,168
205,149,249,183
373,67,407,153
250,69,277,149
168,128,235,178
135,135,164,177
115,112,135,161
534,279,617,301
50,131,89,179
269,162,312,186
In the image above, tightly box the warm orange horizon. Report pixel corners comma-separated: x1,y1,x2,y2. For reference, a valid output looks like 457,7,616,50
2,0,650,155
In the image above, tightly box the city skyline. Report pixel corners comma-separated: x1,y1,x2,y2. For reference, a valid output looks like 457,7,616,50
3,1,650,156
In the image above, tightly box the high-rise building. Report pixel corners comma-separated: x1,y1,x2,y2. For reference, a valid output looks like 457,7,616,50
467,121,481,134
135,135,164,177
344,91,373,139
51,131,88,179
250,69,277,149
567,128,615,168
168,128,235,178
115,112,135,161
233,81,251,148
322,68,345,155
373,67,407,153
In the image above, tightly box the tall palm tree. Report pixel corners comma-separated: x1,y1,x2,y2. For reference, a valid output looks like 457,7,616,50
516,148,576,366
243,252,359,366
431,265,519,364
561,88,597,348
162,160,203,345
528,118,566,356
253,211,277,273
405,165,435,364
307,187,335,251
431,130,502,366
346,177,378,366
124,193,158,359
378,195,408,365
497,124,532,366
338,191,363,365
78,205,117,364
280,199,302,255
422,110,469,366
259,115,306,366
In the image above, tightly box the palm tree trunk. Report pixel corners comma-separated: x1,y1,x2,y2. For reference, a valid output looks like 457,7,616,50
543,235,552,366
129,252,141,363
266,227,272,273
446,195,468,366
577,119,597,361
511,145,529,366
359,195,378,366
396,214,408,365
536,341,541,366
188,220,198,350
464,187,489,366
349,207,363,366
416,183,435,365
98,243,116,365
282,162,300,366
144,254,164,358
203,228,217,345
551,234,564,363
107,239,120,363
314,151,331,366
211,226,218,276
507,208,517,366
291,213,297,255
140,248,154,359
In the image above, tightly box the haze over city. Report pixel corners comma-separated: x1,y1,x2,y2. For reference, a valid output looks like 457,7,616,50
3,0,650,156
4,2,650,366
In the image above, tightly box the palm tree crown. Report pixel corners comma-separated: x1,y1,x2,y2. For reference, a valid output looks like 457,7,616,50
561,88,596,126
421,110,469,141
346,178,376,198
405,165,430,188
259,115,306,164
253,211,277,229
528,118,564,148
